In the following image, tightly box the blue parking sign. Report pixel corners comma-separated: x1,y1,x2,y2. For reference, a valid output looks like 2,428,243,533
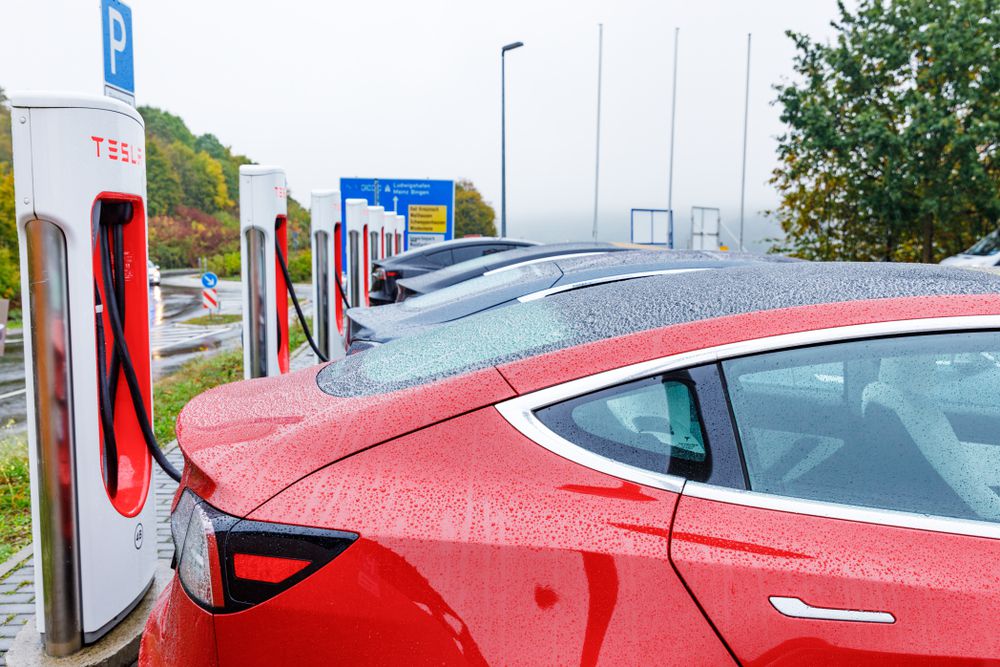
101,0,134,101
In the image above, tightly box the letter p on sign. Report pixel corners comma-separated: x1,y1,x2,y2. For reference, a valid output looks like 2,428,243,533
101,0,135,100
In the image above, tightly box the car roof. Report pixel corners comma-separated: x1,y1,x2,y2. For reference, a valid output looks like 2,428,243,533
320,262,1000,398
395,241,626,294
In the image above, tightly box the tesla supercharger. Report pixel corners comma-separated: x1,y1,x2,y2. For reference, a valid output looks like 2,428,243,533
366,206,385,304
393,212,405,255
310,189,342,359
344,199,368,308
385,212,399,256
10,93,158,656
239,165,289,379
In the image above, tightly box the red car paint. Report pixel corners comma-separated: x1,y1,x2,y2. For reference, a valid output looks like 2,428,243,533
153,409,735,666
174,365,515,516
142,294,1000,665
140,576,218,667
672,495,1000,665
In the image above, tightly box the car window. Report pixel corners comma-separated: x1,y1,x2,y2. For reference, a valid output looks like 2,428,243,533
424,250,453,267
722,332,1000,524
535,376,710,481
401,263,558,311
452,245,487,262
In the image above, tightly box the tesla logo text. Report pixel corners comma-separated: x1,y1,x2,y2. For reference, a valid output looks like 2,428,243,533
91,135,144,166
274,186,287,199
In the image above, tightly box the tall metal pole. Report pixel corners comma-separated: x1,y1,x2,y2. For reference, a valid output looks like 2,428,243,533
500,41,524,238
592,23,604,241
738,33,752,252
501,52,507,238
667,27,679,247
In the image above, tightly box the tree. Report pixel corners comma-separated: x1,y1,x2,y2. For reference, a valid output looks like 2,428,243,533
0,165,18,301
771,0,1000,262
145,137,183,216
454,180,497,237
0,87,11,166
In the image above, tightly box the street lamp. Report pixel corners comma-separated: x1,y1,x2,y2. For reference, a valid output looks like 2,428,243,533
501,40,524,238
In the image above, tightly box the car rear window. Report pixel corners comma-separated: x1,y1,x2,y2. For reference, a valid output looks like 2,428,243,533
401,263,559,311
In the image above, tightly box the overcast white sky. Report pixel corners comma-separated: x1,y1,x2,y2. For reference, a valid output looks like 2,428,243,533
1,0,846,250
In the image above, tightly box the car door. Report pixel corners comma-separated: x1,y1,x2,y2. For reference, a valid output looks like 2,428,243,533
671,331,1000,666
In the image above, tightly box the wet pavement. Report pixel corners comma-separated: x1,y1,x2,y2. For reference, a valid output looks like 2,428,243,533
0,272,314,433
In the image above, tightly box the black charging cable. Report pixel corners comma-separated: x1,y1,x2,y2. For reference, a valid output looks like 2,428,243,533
275,243,329,363
333,267,351,309
94,284,119,495
96,208,183,483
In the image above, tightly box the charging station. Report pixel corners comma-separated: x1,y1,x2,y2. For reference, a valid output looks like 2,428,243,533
366,206,385,303
310,189,342,359
344,199,368,307
393,212,405,255
240,165,289,379
10,93,159,656
384,212,399,256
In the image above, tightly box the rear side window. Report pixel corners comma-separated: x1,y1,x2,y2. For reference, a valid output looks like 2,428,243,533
535,375,711,481
424,250,453,267
722,332,1000,524
452,245,487,262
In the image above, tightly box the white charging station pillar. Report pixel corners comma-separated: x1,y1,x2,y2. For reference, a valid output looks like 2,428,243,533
366,206,384,305
11,93,158,656
310,189,342,359
391,212,404,256
344,199,368,308
239,166,289,379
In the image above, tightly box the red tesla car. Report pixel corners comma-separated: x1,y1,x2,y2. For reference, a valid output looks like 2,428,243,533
141,263,1000,666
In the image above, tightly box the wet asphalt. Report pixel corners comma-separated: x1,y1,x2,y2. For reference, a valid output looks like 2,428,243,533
0,277,226,435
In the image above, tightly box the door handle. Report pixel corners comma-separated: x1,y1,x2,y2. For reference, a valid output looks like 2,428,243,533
769,596,895,624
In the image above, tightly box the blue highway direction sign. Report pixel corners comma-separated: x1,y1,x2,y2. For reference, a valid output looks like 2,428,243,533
201,272,219,289
340,178,455,251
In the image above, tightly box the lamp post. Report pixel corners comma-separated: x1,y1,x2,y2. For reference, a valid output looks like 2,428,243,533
501,40,524,238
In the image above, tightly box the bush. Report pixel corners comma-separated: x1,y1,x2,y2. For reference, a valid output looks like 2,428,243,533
286,249,311,283
206,250,241,278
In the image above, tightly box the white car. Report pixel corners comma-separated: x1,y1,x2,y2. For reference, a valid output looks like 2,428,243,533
147,260,161,286
941,229,1000,268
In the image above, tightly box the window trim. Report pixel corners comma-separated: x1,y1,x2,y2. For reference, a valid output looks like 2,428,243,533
683,481,1000,540
495,314,1000,538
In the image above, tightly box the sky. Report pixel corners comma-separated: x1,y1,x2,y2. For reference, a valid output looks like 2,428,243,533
1,0,846,251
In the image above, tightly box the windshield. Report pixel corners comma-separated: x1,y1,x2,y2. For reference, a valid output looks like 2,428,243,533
402,263,559,311
965,229,1000,256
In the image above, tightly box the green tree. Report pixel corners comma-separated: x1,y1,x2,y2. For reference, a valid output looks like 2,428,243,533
163,141,231,213
145,137,183,216
139,106,197,149
0,166,19,301
0,87,11,166
454,179,497,237
771,0,1000,262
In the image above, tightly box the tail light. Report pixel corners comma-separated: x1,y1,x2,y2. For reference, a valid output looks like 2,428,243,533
171,489,357,612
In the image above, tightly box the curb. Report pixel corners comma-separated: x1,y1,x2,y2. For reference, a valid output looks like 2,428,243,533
0,547,32,582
